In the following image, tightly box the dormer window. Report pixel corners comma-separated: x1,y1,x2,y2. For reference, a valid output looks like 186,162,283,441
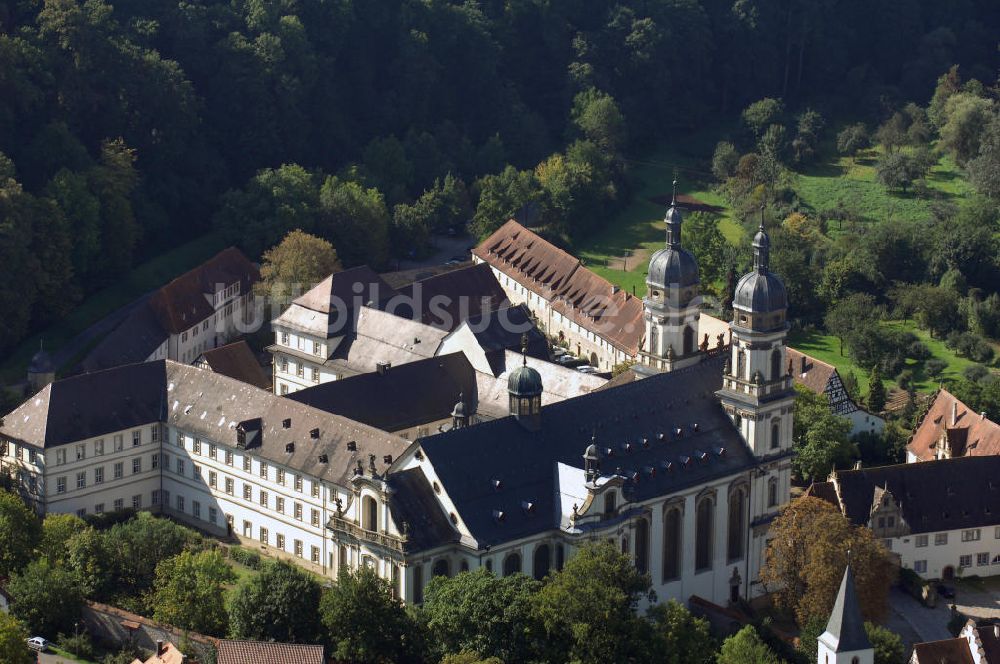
604,492,616,516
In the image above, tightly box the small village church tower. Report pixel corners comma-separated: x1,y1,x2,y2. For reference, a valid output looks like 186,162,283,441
642,182,701,371
817,565,874,664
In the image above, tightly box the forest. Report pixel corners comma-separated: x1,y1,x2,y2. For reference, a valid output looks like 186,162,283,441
0,0,998,357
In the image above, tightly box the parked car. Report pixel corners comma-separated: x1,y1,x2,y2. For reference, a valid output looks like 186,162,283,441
551,346,567,357
26,637,50,652
936,584,956,599
576,366,599,374
558,356,586,368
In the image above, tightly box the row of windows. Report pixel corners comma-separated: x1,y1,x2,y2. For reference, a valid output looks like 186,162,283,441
245,521,319,564
173,435,316,496
913,528,1000,548
277,357,321,383
56,455,155,493
54,428,156,466
913,552,1000,573
74,492,148,517
278,331,325,357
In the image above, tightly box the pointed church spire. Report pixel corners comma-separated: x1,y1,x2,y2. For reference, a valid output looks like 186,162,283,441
752,205,771,273
665,180,683,248
823,564,872,653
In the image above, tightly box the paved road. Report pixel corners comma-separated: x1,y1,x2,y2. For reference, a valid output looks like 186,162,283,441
38,652,86,664
886,588,952,653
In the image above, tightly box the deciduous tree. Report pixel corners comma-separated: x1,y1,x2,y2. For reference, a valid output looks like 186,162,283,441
0,611,31,664
0,491,41,577
742,98,784,137
422,569,542,663
716,626,784,664
648,599,716,664
258,230,341,300
38,513,89,565
152,550,236,636
761,496,895,626
228,561,321,643
8,559,85,635
319,566,425,664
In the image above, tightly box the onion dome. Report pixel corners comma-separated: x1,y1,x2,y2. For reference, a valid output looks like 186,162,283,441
508,362,542,397
734,208,787,314
647,181,699,289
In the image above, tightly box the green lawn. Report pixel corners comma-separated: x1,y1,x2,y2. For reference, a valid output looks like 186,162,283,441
0,232,227,383
577,122,746,295
794,146,975,231
50,646,99,663
789,320,980,394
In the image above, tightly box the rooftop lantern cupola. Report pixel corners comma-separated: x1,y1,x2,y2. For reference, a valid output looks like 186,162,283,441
452,392,470,430
508,334,542,431
583,436,600,483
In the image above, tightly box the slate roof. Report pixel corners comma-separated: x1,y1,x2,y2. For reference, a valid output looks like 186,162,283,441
416,354,756,547
2,361,166,446
823,566,872,652
196,340,270,390
908,389,1000,461
474,220,645,355
397,262,509,331
149,247,258,334
831,456,1000,534
287,352,477,432
81,297,168,372
387,467,460,552
326,307,448,377
464,304,548,374
216,640,324,664
275,266,399,337
2,361,410,485
975,620,1000,663
911,638,975,664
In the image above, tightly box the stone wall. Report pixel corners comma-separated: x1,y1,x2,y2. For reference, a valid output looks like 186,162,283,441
81,600,217,662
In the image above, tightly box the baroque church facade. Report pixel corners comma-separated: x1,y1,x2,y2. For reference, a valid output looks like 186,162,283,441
0,195,794,608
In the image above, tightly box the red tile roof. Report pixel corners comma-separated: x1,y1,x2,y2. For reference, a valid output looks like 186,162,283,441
908,388,1000,461
785,348,836,396
216,640,324,664
911,637,975,664
474,220,644,354
149,248,258,334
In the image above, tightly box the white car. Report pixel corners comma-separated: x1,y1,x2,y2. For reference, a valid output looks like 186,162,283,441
26,636,51,652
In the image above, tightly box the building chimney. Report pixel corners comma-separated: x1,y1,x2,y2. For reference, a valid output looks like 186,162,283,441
854,460,862,470
800,355,806,374
156,641,163,655
952,401,958,426
982,411,988,421
376,361,390,376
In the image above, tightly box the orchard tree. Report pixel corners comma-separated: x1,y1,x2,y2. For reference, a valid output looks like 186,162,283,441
836,124,869,163
940,93,992,165
742,98,784,137
967,112,1000,199
712,142,740,181
422,569,542,663
824,293,882,356
257,229,341,300
761,496,895,626
875,153,919,192
0,491,41,577
319,566,426,664
533,542,653,664
228,561,321,643
874,113,907,153
152,550,236,636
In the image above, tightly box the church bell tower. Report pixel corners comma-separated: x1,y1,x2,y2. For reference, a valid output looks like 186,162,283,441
642,182,702,372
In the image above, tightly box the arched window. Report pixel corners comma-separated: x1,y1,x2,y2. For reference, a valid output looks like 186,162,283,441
771,421,780,449
460,560,469,573
663,507,682,582
391,565,400,599
727,486,746,562
771,348,782,381
683,326,695,355
768,478,778,508
338,544,347,575
533,544,551,580
432,558,450,578
737,349,746,379
485,559,493,574
621,536,629,555
502,552,521,577
604,492,616,516
634,518,649,574
649,325,658,354
556,544,565,571
413,565,424,604
696,496,714,572
362,495,378,532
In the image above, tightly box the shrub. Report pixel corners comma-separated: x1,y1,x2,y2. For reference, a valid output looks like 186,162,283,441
963,365,990,382
924,359,948,379
896,370,914,391
228,547,262,570
908,341,931,360
57,631,95,660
